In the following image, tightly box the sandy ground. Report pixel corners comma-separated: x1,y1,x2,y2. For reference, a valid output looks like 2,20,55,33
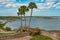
7,36,32,40
41,31,60,40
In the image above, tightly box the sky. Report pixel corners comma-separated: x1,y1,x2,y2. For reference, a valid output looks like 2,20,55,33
0,0,60,16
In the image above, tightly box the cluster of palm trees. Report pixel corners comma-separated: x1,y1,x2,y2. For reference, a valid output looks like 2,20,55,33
17,2,37,30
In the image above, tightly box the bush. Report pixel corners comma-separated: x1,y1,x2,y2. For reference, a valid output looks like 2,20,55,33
0,23,4,29
30,35,53,40
5,27,11,31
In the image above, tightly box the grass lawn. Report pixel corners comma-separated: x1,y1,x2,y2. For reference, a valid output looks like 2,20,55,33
30,35,53,40
0,31,27,35
0,31,16,35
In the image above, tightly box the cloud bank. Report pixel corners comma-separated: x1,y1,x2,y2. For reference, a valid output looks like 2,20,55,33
0,0,60,9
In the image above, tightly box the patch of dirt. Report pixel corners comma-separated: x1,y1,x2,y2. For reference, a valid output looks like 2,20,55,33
7,36,32,40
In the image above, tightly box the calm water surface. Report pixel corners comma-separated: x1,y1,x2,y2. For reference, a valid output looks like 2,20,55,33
0,16,60,30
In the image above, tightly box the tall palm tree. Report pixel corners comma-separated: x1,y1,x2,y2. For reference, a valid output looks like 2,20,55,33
28,2,37,27
17,8,23,32
20,6,29,27
17,8,22,28
18,5,29,28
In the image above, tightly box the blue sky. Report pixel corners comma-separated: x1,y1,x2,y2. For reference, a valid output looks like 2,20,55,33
0,0,60,16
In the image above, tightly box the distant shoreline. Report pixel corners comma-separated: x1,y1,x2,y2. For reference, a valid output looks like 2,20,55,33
41,29,60,32
0,16,56,20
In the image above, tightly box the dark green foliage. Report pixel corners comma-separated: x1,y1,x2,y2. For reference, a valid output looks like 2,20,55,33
30,35,53,40
0,21,8,29
0,24,3,29
0,23,11,31
0,23,4,29
28,2,37,9
5,27,11,31
18,5,29,15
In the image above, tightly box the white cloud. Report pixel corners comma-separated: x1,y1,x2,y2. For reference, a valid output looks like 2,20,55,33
45,2,55,8
0,0,15,4
5,3,28,8
46,2,54,5
37,3,46,9
37,0,60,9
0,0,15,2
0,0,60,9
37,2,54,9
46,0,57,2
6,3,16,8
0,0,15,6
53,3,60,8
0,0,28,8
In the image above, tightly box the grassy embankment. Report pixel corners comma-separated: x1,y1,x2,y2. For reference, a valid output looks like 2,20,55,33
30,35,53,40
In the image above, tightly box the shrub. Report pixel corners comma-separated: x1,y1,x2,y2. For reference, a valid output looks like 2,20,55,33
30,35,53,40
5,27,11,31
0,23,4,29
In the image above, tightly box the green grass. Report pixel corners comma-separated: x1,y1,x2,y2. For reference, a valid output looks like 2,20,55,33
30,35,53,40
0,31,16,35
0,31,25,35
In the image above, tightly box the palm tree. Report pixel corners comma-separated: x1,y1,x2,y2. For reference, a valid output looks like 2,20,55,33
20,6,29,27
17,5,29,29
28,2,37,27
17,8,23,32
17,8,23,28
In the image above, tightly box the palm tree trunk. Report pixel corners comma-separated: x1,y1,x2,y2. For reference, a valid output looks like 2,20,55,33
24,14,26,27
21,15,22,27
21,14,22,32
16,15,22,32
29,9,33,27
